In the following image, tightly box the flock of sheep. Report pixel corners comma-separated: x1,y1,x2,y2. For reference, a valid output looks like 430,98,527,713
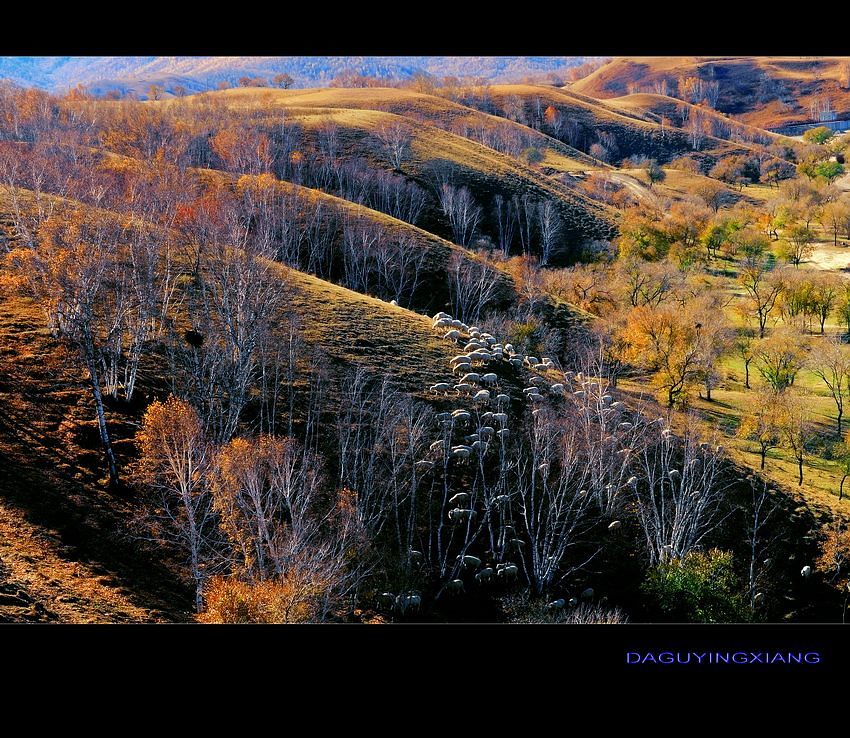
373,310,821,619
377,309,608,618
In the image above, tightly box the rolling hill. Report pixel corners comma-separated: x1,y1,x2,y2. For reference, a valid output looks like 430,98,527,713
572,57,850,129
192,87,619,261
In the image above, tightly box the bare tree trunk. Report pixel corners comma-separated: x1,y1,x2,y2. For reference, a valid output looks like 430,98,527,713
82,334,119,487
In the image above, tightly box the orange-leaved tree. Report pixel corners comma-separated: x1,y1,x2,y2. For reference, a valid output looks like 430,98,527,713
136,396,213,611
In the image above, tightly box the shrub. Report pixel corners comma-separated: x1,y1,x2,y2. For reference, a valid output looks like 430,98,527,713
523,146,545,165
199,574,327,623
642,549,751,622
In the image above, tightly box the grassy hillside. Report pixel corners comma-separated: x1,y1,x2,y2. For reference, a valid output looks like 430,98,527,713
573,57,850,129
202,86,598,168
605,92,788,145
0,184,532,622
176,88,619,262
485,84,754,165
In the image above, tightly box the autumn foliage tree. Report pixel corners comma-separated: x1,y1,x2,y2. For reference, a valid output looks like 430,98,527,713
136,397,213,611
622,298,725,407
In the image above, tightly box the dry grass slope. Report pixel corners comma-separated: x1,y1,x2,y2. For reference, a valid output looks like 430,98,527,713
573,57,850,129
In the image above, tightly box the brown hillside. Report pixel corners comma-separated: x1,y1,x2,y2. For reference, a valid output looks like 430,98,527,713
486,84,755,163
572,56,850,129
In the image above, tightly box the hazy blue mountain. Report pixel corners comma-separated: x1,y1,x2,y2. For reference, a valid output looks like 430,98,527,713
0,56,589,94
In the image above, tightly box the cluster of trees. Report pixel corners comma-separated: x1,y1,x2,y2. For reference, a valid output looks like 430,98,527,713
3,75,849,621
135,342,739,621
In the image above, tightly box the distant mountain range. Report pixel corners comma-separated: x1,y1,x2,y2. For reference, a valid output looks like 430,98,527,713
0,56,590,95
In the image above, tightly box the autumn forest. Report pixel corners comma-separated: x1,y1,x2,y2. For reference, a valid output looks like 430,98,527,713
1,56,850,623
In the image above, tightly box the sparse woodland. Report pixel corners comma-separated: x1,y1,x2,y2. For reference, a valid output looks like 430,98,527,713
1,63,850,624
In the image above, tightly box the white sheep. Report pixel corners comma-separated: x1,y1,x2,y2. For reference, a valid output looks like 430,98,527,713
523,386,540,395
451,410,471,422
525,356,539,367
454,383,474,395
496,394,510,406
479,426,495,440
481,372,498,386
449,507,476,522
480,411,495,422
473,389,491,404
492,494,510,505
532,363,548,372
497,564,519,580
464,342,484,352
510,358,523,368
433,318,452,330
493,412,509,424
390,299,398,306
608,520,622,531
496,429,510,440
429,440,445,453
450,354,472,366
618,422,633,431
451,319,464,329
449,492,470,505
475,567,494,583
444,329,462,341
415,460,434,471
549,383,565,394
395,592,422,614
445,579,465,594
460,372,481,384
801,565,812,578
547,599,566,610
429,382,452,395
451,445,472,459
529,376,548,386
528,393,544,403
432,311,451,321
452,362,472,375
573,390,586,399
457,554,482,569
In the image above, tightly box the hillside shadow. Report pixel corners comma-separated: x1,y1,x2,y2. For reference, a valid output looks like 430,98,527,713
0,379,192,621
